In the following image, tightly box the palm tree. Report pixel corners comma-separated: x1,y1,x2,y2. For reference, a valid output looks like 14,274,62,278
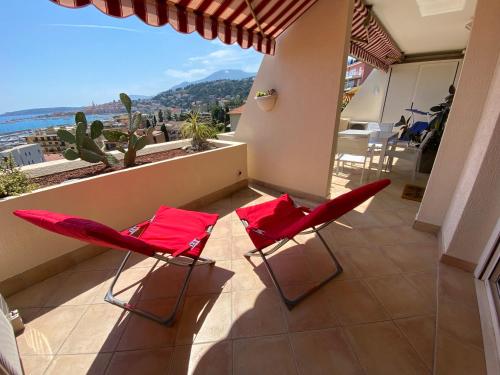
181,111,216,151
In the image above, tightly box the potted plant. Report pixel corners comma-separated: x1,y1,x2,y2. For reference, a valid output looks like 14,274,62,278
419,85,455,173
254,89,277,112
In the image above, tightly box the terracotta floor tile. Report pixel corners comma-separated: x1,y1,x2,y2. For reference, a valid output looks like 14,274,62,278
328,226,370,247
366,274,435,318
231,289,286,338
404,272,437,309
169,341,232,375
435,332,486,375
187,261,233,296
7,273,70,309
266,249,314,286
16,305,87,355
311,249,363,281
231,258,271,291
345,321,429,375
72,250,124,272
59,303,129,354
231,235,256,259
283,283,340,332
175,293,232,345
107,265,153,303
369,210,406,226
395,315,436,370
395,208,418,225
327,280,389,325
106,348,173,375
127,252,159,269
231,220,248,237
290,328,364,375
21,355,53,375
338,246,402,277
233,335,297,375
117,298,177,351
438,296,483,349
139,264,190,301
45,353,112,375
342,210,380,228
397,226,437,245
202,237,232,260
438,264,478,308
380,243,437,273
210,220,231,239
357,227,402,246
44,269,112,307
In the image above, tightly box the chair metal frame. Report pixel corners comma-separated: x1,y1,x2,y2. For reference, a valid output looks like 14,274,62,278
241,219,343,310
104,225,215,326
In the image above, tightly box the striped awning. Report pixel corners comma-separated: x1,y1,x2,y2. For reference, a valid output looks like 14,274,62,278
50,0,320,55
50,0,403,69
350,0,403,71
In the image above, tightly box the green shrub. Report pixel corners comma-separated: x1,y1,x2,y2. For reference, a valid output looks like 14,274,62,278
181,111,217,151
0,156,37,198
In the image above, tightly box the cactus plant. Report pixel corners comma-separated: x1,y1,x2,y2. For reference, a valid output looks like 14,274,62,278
58,112,118,167
102,93,152,168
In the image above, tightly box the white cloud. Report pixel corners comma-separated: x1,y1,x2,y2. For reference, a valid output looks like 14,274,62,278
164,68,210,80
45,24,146,33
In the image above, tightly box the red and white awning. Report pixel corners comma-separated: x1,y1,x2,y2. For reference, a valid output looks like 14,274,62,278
51,0,320,55
50,0,403,69
350,0,403,71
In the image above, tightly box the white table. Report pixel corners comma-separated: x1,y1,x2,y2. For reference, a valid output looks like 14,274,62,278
338,129,397,178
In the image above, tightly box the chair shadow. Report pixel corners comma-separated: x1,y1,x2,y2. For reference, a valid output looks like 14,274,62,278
191,233,340,374
85,256,234,374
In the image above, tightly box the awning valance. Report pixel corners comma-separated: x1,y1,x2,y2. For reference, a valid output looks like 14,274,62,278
350,0,403,71
50,0,403,69
50,0,320,55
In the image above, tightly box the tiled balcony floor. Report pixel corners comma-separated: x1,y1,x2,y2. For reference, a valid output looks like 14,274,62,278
8,161,482,374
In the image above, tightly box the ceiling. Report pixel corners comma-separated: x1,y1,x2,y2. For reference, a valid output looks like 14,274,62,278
367,0,477,55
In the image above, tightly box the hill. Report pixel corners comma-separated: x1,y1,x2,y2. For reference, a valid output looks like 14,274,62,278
170,69,255,90
1,107,82,117
153,77,254,109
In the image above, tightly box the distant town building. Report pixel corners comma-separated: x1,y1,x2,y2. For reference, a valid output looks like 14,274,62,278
345,60,373,91
25,127,77,154
228,105,245,131
0,144,44,166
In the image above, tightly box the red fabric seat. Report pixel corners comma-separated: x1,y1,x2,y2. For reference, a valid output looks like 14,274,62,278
13,206,218,258
236,194,307,250
236,179,391,250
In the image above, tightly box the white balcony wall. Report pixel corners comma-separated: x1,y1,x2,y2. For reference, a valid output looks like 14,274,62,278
0,141,247,282
417,0,500,231
440,55,500,264
234,0,353,199
342,69,389,122
342,60,462,124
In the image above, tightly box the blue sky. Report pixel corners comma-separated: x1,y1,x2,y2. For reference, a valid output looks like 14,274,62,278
0,0,263,113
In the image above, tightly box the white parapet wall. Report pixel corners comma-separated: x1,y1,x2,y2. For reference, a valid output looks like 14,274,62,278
21,139,192,178
0,140,247,282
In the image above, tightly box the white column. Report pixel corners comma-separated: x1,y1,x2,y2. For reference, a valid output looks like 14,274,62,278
234,0,353,199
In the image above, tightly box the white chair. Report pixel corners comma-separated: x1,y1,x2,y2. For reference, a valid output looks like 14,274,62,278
335,135,375,184
385,130,435,182
367,122,382,149
339,118,350,132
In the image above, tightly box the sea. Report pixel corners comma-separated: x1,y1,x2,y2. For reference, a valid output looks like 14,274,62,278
0,113,114,135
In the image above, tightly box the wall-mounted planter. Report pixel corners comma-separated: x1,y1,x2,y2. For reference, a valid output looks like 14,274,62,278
255,92,277,112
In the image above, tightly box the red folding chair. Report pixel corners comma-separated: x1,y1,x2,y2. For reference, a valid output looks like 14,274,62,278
236,179,391,309
13,206,218,325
